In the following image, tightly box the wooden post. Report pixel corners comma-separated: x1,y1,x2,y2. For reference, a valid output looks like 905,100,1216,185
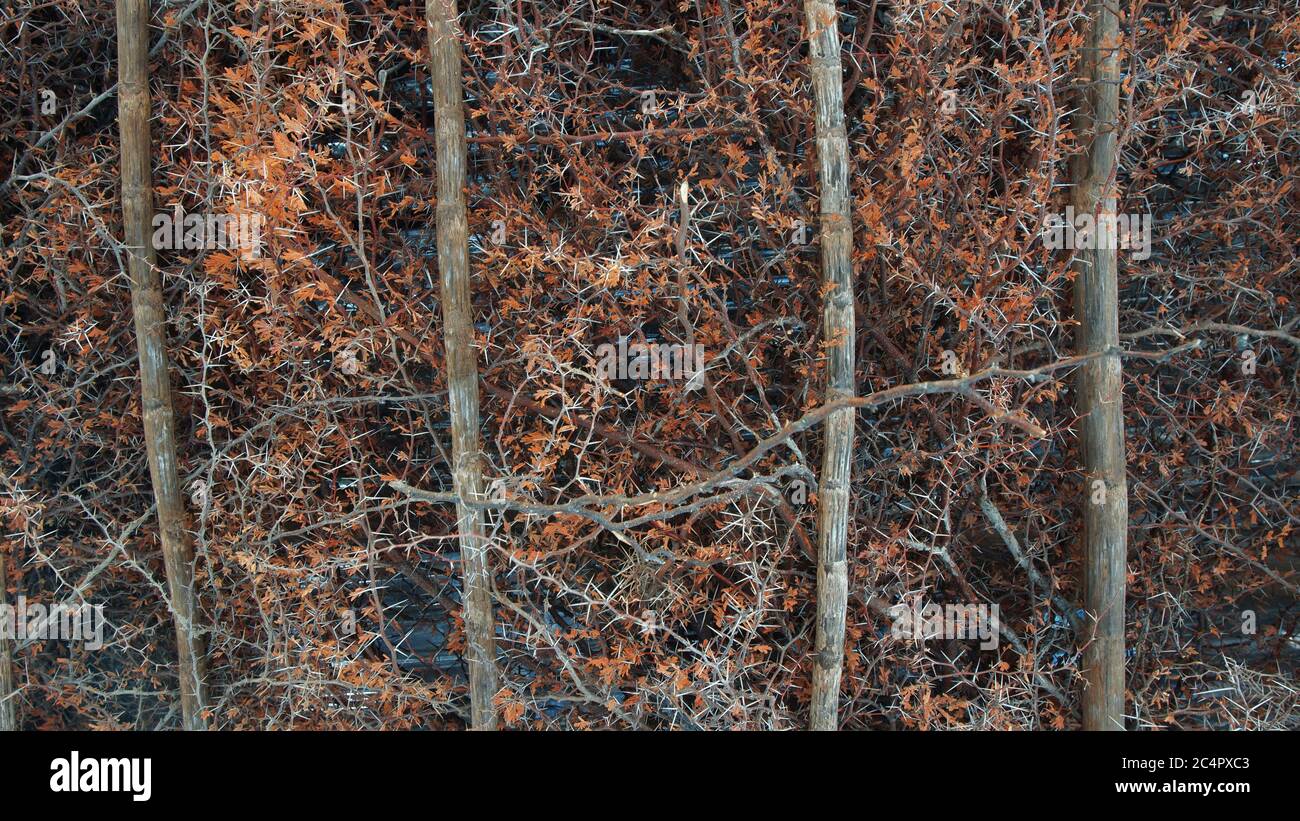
804,0,856,731
1072,0,1127,730
427,0,499,730
117,0,208,730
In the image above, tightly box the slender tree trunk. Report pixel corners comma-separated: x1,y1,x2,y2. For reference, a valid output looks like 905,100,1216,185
0,551,15,731
1071,0,1126,730
804,0,856,731
117,0,208,731
427,0,498,730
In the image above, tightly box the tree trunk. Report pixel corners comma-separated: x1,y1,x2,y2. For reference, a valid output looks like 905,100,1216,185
427,0,499,730
117,0,208,731
1071,0,1127,731
804,0,856,731
0,551,15,731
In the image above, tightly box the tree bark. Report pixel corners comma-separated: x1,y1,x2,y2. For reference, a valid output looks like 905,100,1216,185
0,551,15,731
427,0,499,730
1071,0,1127,731
117,0,208,730
804,0,856,731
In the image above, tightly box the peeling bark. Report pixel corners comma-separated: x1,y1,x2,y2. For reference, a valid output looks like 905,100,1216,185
1071,0,1127,731
116,0,208,730
427,0,499,730
804,0,856,731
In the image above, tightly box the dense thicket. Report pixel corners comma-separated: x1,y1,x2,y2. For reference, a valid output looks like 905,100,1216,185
1,0,1296,729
